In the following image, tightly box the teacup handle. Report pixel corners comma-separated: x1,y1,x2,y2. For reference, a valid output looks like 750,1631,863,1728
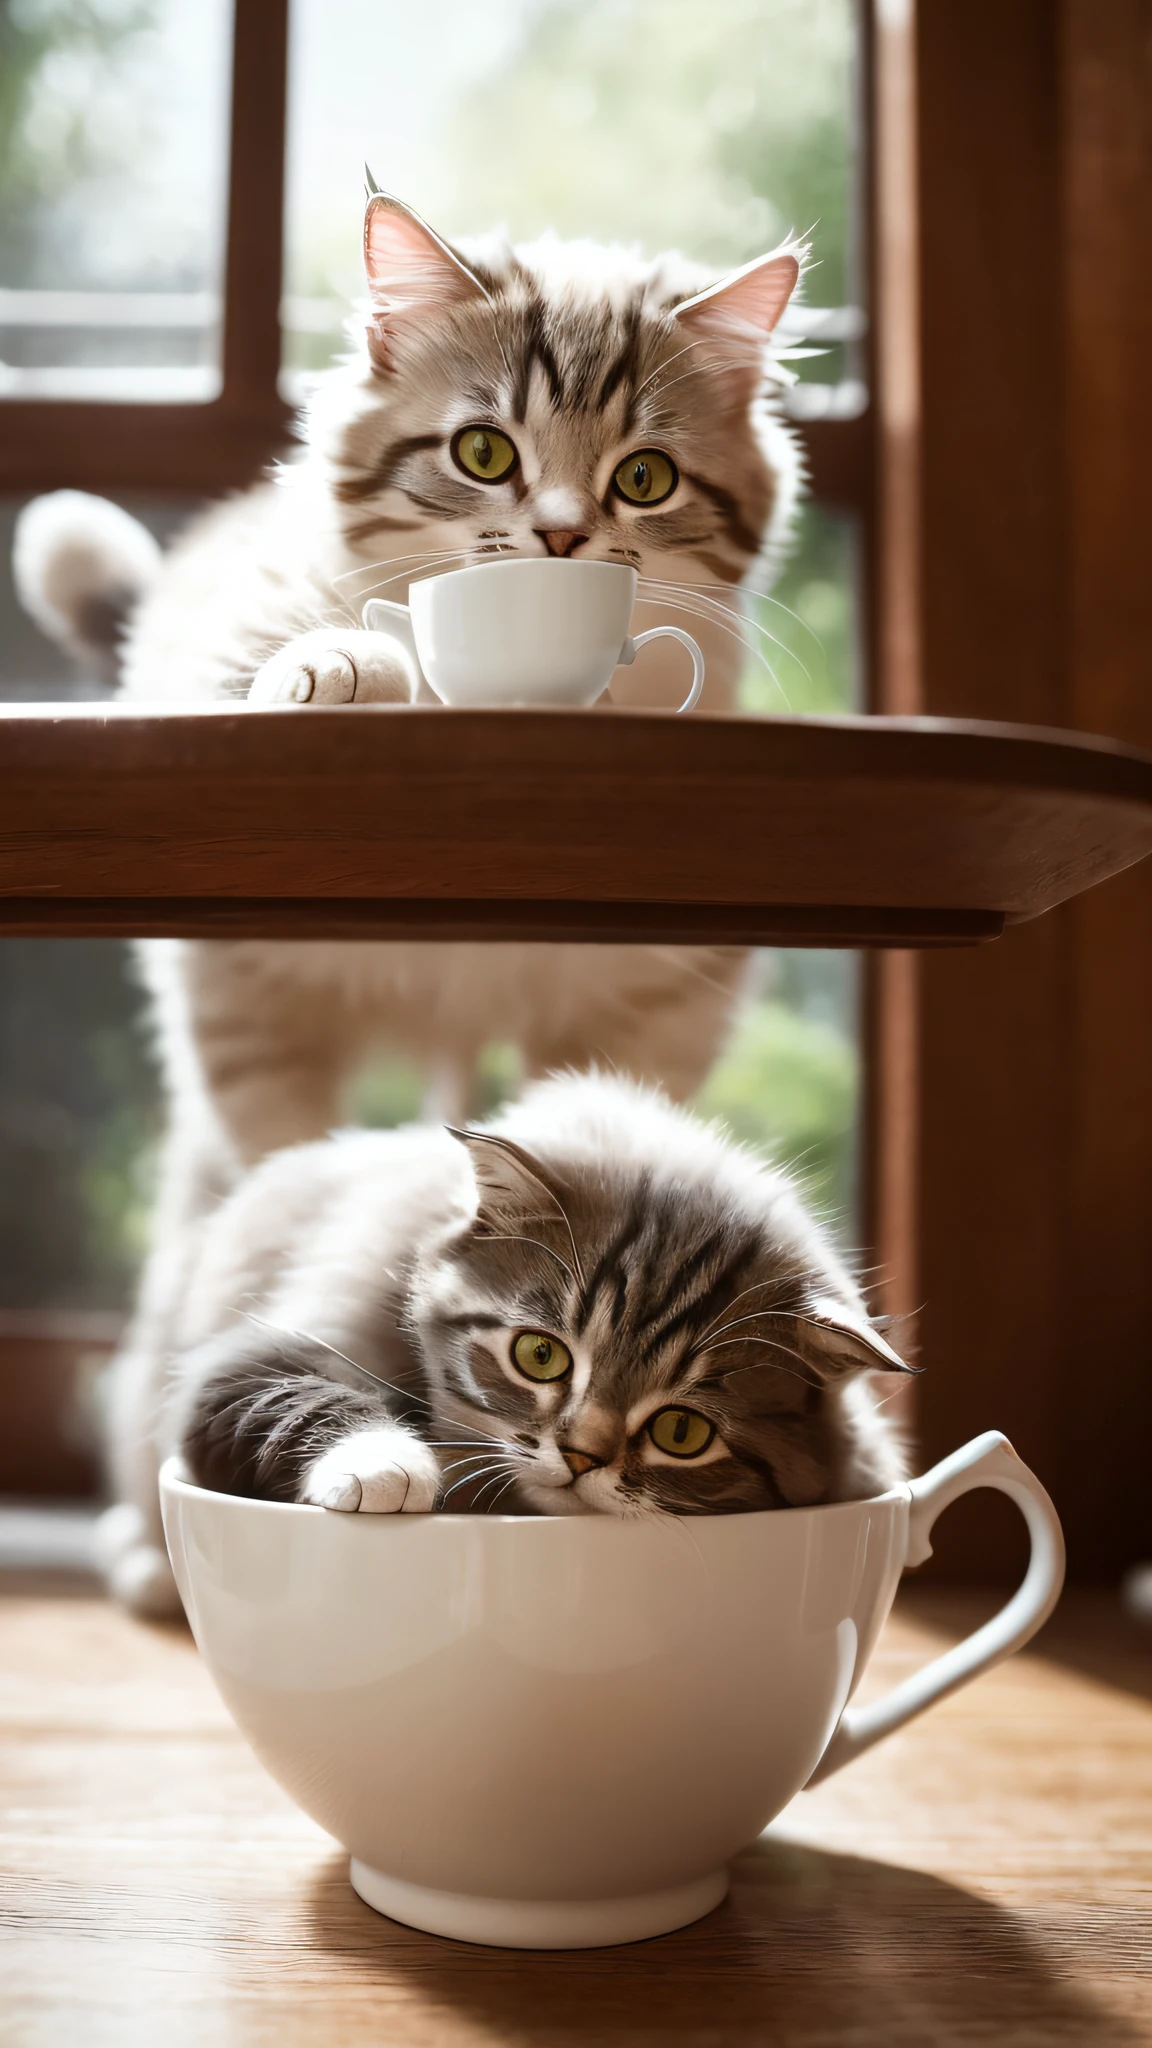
362,598,423,680
618,627,705,713
806,1432,1065,1786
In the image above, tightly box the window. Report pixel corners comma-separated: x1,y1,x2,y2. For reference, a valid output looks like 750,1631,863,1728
0,0,233,401
0,0,871,1484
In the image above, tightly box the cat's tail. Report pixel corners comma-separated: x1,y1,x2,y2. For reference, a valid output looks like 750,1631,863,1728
13,490,161,682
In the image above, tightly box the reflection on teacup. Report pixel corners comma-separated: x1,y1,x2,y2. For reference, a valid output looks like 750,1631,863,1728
161,1431,1062,1951
363,557,704,710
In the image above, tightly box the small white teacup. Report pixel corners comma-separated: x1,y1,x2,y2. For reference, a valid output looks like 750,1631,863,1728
363,557,704,711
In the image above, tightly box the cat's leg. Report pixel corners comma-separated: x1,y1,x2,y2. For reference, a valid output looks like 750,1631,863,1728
177,940,360,1165
176,1333,440,1512
100,942,361,1612
96,1108,235,1615
247,627,416,706
520,945,749,1104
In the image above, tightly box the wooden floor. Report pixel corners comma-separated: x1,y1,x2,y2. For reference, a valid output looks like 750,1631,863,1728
1,1579,1149,2047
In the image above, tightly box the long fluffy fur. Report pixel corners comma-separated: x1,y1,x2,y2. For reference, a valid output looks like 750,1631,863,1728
171,1074,909,1526
14,198,809,1610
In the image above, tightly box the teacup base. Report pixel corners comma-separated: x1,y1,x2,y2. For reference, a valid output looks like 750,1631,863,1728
349,1858,729,1950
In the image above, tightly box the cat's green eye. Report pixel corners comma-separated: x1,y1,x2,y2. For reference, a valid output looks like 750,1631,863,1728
451,426,519,483
647,1407,715,1459
612,449,678,507
511,1330,572,1383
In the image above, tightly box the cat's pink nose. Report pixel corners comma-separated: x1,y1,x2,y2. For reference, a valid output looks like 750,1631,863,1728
535,529,588,558
560,1446,603,1479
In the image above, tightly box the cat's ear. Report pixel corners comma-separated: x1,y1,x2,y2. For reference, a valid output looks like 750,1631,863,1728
448,1128,576,1244
674,242,804,352
799,1298,918,1378
363,191,489,370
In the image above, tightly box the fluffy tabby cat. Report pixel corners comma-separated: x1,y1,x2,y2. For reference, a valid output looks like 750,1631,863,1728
162,1075,909,1544
15,190,806,1607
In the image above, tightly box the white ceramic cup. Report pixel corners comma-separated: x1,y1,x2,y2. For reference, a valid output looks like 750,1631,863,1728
362,557,704,711
160,1430,1063,1952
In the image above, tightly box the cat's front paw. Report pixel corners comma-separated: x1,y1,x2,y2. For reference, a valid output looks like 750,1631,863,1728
299,1425,440,1513
248,628,416,706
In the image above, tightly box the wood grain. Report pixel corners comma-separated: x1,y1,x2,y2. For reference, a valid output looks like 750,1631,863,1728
1,1582,1148,2045
904,1,1152,1581
1,706,1151,944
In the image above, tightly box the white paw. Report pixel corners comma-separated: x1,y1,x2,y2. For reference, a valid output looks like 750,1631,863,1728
247,627,416,706
299,1426,440,1514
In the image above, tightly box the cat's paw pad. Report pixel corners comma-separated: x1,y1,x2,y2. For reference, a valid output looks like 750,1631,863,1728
300,1427,440,1514
248,628,416,707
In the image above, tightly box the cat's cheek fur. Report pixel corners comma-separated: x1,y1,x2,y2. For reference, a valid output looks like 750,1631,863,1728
299,1425,440,1513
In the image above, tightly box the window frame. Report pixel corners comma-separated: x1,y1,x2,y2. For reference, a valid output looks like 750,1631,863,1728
0,0,291,495
0,0,872,510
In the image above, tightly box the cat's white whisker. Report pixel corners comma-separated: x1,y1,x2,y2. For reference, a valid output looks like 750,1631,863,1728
639,576,813,694
481,1473,525,1514
440,1460,520,1505
471,1468,525,1509
666,575,827,653
234,1310,433,1410
331,546,474,585
472,1232,578,1286
634,582,789,699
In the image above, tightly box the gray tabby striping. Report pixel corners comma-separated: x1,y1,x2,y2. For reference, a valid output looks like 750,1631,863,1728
173,1074,912,1520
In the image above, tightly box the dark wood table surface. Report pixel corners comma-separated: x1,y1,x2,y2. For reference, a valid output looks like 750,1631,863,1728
3,703,1152,945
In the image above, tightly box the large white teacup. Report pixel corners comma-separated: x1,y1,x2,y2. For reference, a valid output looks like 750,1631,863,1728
363,557,704,710
160,1431,1062,1951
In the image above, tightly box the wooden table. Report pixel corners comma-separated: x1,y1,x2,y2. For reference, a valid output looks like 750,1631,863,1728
3,704,1152,944
1,1577,1149,2045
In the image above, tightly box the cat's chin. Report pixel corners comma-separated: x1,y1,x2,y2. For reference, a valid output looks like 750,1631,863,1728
511,1477,636,1519
512,1478,603,1518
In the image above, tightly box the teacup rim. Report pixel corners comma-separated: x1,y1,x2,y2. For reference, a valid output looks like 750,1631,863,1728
408,556,638,592
158,1454,911,1526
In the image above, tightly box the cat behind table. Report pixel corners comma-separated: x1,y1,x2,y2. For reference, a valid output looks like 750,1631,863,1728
154,1074,910,1553
16,189,808,1607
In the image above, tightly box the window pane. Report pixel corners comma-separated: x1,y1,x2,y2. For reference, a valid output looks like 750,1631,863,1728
285,0,861,402
0,1,233,402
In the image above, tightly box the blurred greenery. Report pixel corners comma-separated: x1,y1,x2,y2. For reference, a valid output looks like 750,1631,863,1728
697,952,859,1227
448,0,854,292
740,500,859,714
343,957,858,1244
0,0,153,284
0,940,161,1309
348,1039,525,1132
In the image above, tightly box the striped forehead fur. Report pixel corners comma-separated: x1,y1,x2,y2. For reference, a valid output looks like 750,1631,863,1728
304,212,804,589
406,1073,908,1515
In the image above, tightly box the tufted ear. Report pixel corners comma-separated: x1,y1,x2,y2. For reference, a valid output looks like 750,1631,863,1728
447,1129,584,1277
799,1298,918,1378
674,243,804,344
362,185,489,370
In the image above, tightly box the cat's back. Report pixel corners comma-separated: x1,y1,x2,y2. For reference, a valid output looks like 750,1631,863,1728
119,477,327,703
177,1121,472,1351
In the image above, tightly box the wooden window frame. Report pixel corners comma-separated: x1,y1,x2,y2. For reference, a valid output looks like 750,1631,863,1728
0,0,873,510
867,0,1152,1583
0,0,291,495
